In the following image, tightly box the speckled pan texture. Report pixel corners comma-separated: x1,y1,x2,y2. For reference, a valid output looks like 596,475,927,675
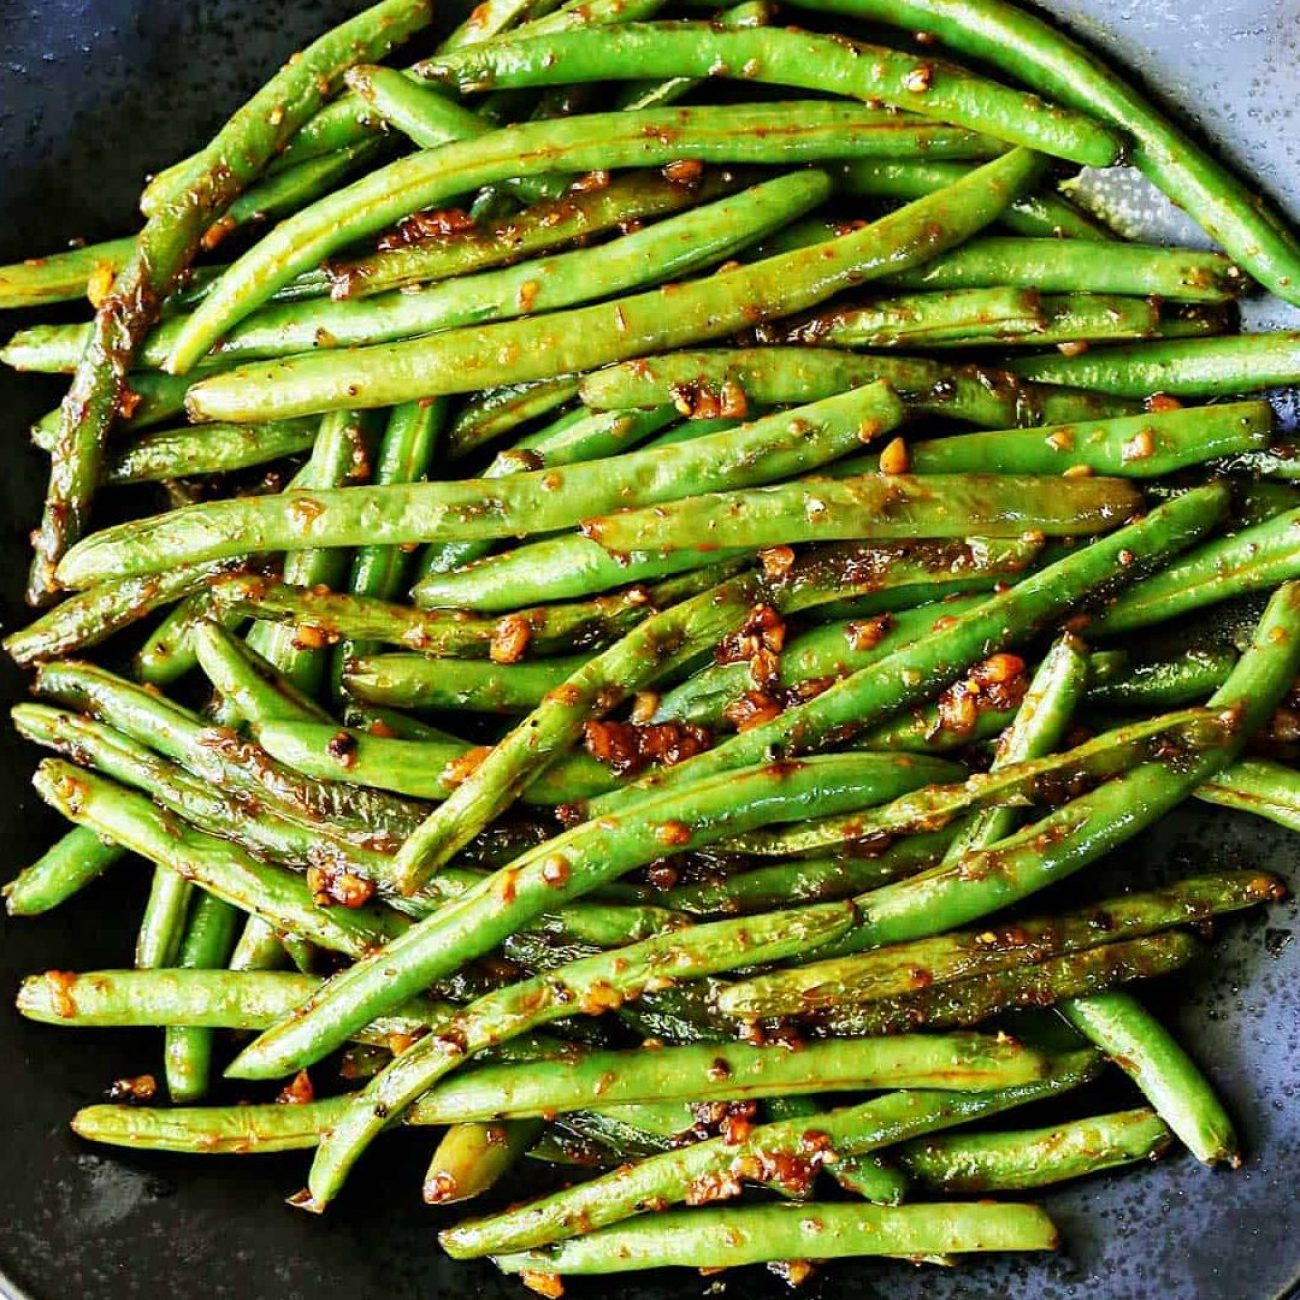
0,1,1298,1298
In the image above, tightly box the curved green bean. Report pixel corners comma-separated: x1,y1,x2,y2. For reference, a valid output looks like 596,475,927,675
4,827,126,917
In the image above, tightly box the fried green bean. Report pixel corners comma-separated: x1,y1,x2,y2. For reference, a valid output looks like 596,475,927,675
164,892,242,1103
896,1108,1171,1192
210,566,738,660
578,348,1140,427
3,560,246,667
425,1120,544,1204
833,159,1112,240
326,170,744,299
582,472,1140,554
4,827,126,917
60,383,906,585
0,237,138,310
1007,332,1300,397
180,149,1043,419
1197,758,1300,832
296,898,863,1204
33,760,409,958
490,1200,1059,1272
1061,993,1239,1166
32,660,426,839
192,622,334,726
808,934,1199,1036
900,401,1271,479
1092,507,1300,635
230,752,959,1085
879,237,1241,302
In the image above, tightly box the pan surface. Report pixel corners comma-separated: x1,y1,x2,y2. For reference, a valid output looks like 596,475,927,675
0,1,1298,1296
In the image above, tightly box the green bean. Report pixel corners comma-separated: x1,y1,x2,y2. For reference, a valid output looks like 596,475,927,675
192,621,334,725
337,401,445,675
4,826,126,917
0,236,137,310
440,1052,1096,1255
0,147,376,313
180,148,1043,419
813,581,1300,962
1007,332,1300,397
29,371,193,447
61,383,906,585
833,159,1112,241
614,0,770,109
211,565,739,660
1092,507,1300,636
347,653,589,715
582,485,1227,817
417,24,1120,165
414,535,751,611
726,706,1230,860
878,237,1241,302
902,401,1272,480
164,892,242,1103
578,348,1140,427
788,0,1300,305
246,409,373,701
253,721,615,804
105,421,316,485
346,65,566,206
3,560,245,667
1086,647,1237,709
897,1108,1171,1192
447,379,582,459
135,868,192,971
425,1121,544,1204
328,170,744,299
1198,758,1300,832
941,632,1088,865
492,1200,1058,1273
719,872,1281,1016
583,472,1140,555
405,1035,1052,1126
1061,993,1238,1166
228,918,292,974
780,287,1043,348
26,0,431,605
230,753,958,1086
32,660,426,839
34,760,409,958
295,901,862,1205
809,934,1198,1037
657,830,954,917
17,968,449,1041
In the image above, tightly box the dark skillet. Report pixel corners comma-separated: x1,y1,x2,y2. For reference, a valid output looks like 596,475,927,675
0,1,1298,1296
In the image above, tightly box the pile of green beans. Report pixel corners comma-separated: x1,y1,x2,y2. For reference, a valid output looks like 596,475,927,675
6,0,1300,1290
